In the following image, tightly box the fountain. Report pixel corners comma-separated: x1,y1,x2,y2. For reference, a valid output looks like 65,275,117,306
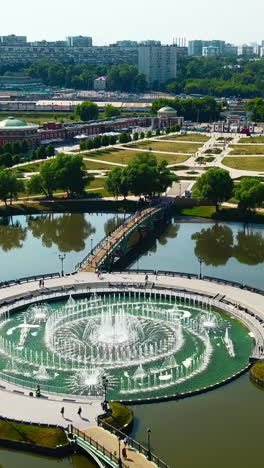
0,291,252,400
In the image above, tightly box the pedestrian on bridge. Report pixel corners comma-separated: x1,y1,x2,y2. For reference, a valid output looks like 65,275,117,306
77,406,82,417
60,407,65,418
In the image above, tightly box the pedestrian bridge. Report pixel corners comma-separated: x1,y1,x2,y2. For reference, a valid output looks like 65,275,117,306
77,206,164,273
71,422,169,468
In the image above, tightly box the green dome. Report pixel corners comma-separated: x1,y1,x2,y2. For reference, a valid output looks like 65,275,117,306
0,116,38,129
158,106,177,113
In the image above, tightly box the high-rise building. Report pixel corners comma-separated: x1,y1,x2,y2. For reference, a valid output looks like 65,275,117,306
237,45,254,56
116,40,138,47
138,45,177,84
139,40,161,46
202,46,220,57
188,40,226,56
0,34,27,44
66,36,93,47
188,40,203,56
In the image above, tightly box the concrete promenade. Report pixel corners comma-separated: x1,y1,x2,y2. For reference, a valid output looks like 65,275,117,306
1,271,264,430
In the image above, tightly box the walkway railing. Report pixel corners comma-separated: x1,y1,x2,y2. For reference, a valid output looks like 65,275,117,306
98,419,170,468
71,425,129,468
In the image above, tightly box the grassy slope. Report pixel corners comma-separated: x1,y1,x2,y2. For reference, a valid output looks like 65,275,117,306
222,157,264,171
159,133,209,142
0,420,67,447
105,402,134,430
229,145,264,155
83,148,190,165
251,361,264,380
128,140,201,154
238,136,264,144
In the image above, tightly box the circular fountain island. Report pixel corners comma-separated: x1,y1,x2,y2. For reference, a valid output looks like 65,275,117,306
0,291,254,402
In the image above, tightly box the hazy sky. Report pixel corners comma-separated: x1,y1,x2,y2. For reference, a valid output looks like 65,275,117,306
2,0,263,45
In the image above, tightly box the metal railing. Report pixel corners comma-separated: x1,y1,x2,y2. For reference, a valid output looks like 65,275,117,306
98,419,170,468
0,272,60,289
71,425,129,467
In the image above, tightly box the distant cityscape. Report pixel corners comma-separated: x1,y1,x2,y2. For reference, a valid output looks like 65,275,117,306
0,35,264,86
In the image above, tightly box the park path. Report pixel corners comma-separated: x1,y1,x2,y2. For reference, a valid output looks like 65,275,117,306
84,427,156,468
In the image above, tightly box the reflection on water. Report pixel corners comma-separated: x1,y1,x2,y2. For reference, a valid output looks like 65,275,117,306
104,215,125,236
192,224,264,266
27,214,96,252
148,223,180,253
0,448,96,468
0,217,27,252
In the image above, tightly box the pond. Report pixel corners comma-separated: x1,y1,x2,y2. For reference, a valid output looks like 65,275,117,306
0,212,264,468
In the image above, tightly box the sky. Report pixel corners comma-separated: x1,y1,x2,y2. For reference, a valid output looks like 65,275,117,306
2,0,263,45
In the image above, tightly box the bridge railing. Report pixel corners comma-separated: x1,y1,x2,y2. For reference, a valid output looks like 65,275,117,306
71,425,129,467
0,272,60,289
98,419,170,468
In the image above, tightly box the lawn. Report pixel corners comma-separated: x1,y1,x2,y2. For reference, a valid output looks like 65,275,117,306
159,133,209,142
229,145,264,155
87,177,110,197
13,162,44,174
0,112,75,125
0,420,68,447
180,206,216,218
83,148,190,165
83,159,116,171
238,136,264,144
105,402,134,430
222,157,264,171
127,140,201,154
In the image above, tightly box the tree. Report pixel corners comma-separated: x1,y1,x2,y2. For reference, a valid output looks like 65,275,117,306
126,152,177,198
36,145,47,160
27,160,57,198
101,135,110,147
140,132,145,139
46,144,55,157
54,153,93,196
156,129,161,136
105,167,129,199
93,135,102,149
233,177,264,212
165,127,171,134
0,169,24,205
109,135,117,145
75,101,99,121
119,132,130,144
133,132,139,141
192,167,234,210
146,130,152,138
103,104,121,118
0,153,13,168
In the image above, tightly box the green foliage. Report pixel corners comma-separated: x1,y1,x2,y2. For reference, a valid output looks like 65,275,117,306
103,104,121,118
106,65,147,92
133,132,139,141
75,101,99,121
245,98,264,121
27,154,92,198
156,129,161,136
233,177,264,211
105,167,129,199
193,167,234,210
0,168,24,205
119,132,131,144
146,130,152,138
140,131,145,139
0,420,68,448
152,96,221,122
46,144,55,157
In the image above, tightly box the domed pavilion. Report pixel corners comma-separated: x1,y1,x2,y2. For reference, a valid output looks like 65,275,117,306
0,116,39,146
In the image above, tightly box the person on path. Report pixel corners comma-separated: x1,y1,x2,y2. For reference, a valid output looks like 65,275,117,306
77,406,82,417
123,436,129,447
61,407,65,417
122,446,127,459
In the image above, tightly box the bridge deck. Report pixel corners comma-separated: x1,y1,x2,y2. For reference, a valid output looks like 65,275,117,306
84,426,157,467
81,207,160,273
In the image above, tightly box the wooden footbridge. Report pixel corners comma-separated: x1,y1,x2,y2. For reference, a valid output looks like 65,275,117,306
76,206,164,273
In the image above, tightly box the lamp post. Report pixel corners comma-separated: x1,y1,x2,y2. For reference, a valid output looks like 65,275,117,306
118,437,122,467
102,375,109,403
198,256,203,279
147,428,151,461
58,254,66,276
91,238,93,255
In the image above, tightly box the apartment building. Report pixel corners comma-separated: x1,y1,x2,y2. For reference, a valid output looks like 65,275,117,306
138,45,177,85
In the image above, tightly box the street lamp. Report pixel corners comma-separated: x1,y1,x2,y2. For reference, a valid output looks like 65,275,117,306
102,374,109,403
91,238,94,255
118,437,122,467
198,256,203,279
147,428,151,461
58,254,66,276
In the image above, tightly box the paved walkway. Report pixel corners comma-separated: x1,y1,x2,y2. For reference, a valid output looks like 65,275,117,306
84,427,155,468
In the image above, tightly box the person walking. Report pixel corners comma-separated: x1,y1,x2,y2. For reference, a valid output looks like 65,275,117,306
60,407,65,417
122,446,127,459
77,406,82,417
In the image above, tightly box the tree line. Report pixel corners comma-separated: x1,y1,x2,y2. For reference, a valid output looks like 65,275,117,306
152,96,221,122
0,140,55,168
167,56,264,98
